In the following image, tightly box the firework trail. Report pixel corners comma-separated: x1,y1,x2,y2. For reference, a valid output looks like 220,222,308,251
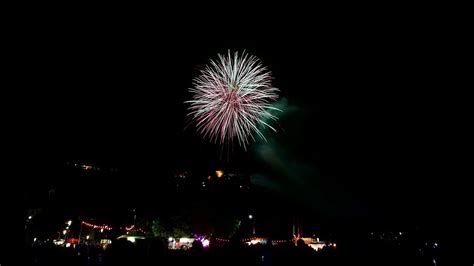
187,51,281,150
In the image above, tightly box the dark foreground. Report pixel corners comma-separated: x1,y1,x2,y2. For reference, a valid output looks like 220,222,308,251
24,239,443,266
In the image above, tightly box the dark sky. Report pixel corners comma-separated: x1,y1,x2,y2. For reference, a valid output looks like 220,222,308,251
19,20,469,231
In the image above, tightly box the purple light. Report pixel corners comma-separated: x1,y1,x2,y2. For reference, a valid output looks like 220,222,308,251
201,239,210,248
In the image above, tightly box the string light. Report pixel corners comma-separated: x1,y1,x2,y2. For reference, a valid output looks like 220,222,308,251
125,225,146,234
81,221,146,234
81,221,112,231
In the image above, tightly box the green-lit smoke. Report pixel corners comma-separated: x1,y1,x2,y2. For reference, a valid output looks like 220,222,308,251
249,98,363,218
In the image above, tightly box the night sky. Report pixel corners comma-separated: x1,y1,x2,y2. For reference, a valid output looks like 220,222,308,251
19,20,469,237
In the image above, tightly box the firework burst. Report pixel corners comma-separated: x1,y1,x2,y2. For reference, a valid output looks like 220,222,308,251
187,51,281,150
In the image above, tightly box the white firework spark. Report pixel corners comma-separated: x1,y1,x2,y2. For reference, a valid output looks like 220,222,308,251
187,51,281,150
